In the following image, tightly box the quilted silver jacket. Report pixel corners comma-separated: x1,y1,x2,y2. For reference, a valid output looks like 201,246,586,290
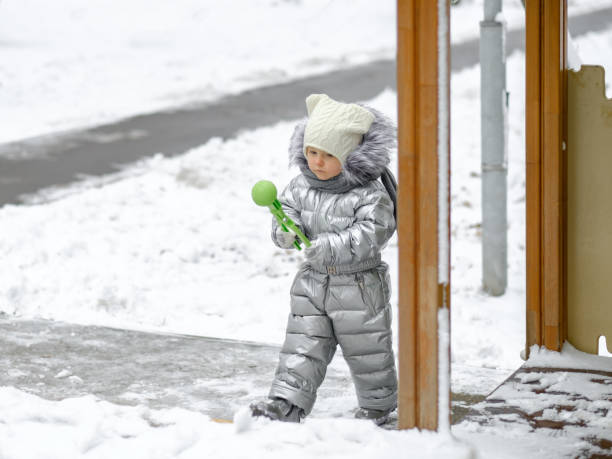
272,104,397,268
273,174,395,272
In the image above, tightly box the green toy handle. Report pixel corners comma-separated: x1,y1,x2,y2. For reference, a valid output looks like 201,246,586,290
252,180,311,250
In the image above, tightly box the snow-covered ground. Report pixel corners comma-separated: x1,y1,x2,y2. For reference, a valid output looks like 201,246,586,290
0,345,610,459
1,0,611,147
2,0,612,458
2,83,532,370
0,386,474,459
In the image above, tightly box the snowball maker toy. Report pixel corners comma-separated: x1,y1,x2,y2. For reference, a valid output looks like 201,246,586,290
251,180,311,250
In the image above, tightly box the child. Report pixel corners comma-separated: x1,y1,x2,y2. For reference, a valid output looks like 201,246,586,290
251,93,398,425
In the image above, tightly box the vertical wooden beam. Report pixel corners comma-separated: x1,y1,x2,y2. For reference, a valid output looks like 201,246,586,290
561,1,568,351
525,0,543,355
397,0,418,429
541,0,567,350
525,0,567,354
397,0,450,431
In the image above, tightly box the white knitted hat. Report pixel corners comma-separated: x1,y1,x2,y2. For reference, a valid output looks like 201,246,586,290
303,94,375,164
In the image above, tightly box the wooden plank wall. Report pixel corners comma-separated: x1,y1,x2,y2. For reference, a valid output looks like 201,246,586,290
525,0,568,354
397,0,450,430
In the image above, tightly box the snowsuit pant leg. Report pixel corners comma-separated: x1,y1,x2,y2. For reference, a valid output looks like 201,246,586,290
326,264,398,412
269,266,336,414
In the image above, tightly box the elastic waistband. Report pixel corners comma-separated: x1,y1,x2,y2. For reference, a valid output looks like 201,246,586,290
310,254,381,275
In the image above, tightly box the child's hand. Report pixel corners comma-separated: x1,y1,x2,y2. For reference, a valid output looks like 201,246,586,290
275,227,297,249
304,239,323,263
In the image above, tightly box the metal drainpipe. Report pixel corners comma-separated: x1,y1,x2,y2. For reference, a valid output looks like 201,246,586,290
480,0,508,296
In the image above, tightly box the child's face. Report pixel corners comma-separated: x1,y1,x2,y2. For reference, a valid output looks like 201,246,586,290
306,146,342,181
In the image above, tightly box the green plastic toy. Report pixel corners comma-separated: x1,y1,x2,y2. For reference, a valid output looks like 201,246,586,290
251,180,311,250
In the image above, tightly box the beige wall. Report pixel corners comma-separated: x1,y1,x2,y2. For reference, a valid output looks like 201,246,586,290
567,65,612,355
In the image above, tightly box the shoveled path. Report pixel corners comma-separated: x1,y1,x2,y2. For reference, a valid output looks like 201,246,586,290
1,7,611,206
0,316,348,422
0,316,503,425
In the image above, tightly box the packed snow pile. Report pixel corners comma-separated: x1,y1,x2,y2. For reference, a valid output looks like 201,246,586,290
525,342,612,372
0,386,477,459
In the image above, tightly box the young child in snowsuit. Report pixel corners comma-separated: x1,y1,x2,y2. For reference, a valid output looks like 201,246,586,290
251,93,398,425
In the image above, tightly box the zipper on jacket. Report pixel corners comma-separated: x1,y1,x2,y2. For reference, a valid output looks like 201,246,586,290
377,270,389,305
312,193,323,240
356,273,377,317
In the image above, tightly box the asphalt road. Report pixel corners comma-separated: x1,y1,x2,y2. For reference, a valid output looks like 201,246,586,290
0,7,611,206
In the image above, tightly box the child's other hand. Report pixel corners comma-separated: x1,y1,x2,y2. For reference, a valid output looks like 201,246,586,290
304,239,323,262
275,227,297,249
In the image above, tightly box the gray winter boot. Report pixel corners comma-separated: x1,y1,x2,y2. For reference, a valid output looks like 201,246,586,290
250,397,305,423
354,406,394,426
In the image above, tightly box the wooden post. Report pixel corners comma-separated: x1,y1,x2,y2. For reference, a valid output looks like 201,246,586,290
397,0,450,431
525,0,568,354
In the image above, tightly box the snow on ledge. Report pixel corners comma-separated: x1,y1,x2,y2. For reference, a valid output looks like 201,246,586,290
524,342,612,373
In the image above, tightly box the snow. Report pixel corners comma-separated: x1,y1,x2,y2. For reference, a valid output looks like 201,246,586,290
570,26,612,97
567,32,583,71
438,308,451,434
0,386,477,459
455,345,612,457
0,0,398,147
450,0,612,43
2,0,612,458
525,342,612,373
438,0,450,285
599,336,612,356
449,53,526,371
437,0,451,436
1,83,530,370
1,0,610,148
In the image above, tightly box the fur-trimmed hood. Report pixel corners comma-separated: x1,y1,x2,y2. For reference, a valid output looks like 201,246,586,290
288,105,396,188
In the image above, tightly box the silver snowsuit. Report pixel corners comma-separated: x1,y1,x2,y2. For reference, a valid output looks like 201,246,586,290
268,171,398,415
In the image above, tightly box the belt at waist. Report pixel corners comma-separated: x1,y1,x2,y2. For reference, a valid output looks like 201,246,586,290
309,254,382,275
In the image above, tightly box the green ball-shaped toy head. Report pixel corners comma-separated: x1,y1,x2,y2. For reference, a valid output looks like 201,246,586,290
251,180,277,206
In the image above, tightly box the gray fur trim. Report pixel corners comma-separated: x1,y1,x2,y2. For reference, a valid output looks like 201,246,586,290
288,121,308,170
288,105,396,187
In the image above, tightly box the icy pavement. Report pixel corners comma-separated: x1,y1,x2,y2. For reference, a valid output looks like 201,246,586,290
0,316,284,421
0,316,504,425
0,316,361,422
